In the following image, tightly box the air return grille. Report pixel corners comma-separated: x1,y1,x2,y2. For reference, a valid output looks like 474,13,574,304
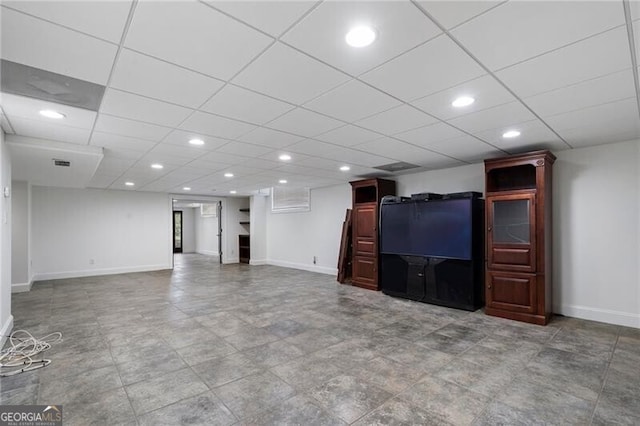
53,159,71,167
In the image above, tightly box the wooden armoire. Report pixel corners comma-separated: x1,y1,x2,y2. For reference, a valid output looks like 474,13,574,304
484,150,556,325
350,178,396,290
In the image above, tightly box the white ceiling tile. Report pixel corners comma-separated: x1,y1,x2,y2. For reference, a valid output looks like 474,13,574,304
110,49,224,108
418,1,503,30
282,1,441,76
237,157,281,170
185,159,230,171
125,1,272,80
497,26,632,99
201,85,294,125
524,69,635,118
215,142,274,158
411,75,515,120
138,152,186,168
452,1,624,71
355,104,438,136
447,101,537,134
266,108,343,137
474,120,568,153
0,92,97,129
233,43,350,104
179,111,256,139
97,156,136,174
94,114,172,141
3,1,132,43
238,127,304,149
198,151,251,165
314,125,381,147
89,131,155,152
88,173,118,189
162,130,229,151
208,1,316,37
354,137,457,166
1,7,118,85
419,134,501,163
545,98,640,147
285,139,393,167
147,143,205,161
101,147,146,161
395,122,466,145
361,35,485,101
631,1,640,20
632,20,640,63
100,89,193,127
8,117,91,145
303,79,401,122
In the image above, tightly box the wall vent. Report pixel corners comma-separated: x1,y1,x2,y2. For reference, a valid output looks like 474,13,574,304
53,159,71,167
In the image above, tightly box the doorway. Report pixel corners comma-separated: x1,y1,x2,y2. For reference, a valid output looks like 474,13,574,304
173,210,182,253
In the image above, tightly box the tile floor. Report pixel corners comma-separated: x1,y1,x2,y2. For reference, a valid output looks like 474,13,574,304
1,254,639,425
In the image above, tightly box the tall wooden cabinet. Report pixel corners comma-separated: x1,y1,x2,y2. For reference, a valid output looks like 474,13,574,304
484,150,556,325
350,178,396,290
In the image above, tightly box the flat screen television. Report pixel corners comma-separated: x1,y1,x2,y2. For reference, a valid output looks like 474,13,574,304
380,198,473,260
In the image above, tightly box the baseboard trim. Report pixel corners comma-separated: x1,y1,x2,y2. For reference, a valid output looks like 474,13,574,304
11,281,33,293
0,315,14,349
249,259,267,266
33,264,172,281
267,259,337,275
223,258,239,264
196,250,219,256
556,304,640,328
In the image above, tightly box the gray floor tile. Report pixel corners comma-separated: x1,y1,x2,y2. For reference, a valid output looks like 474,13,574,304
240,394,346,426
175,337,238,366
282,329,344,354
63,387,135,426
192,352,263,388
353,397,452,426
38,365,122,405
242,339,305,368
115,349,188,385
137,391,237,426
307,374,392,423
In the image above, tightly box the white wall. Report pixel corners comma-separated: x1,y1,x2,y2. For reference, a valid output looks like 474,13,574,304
553,140,639,327
250,194,267,265
266,184,351,274
32,186,172,279
195,205,219,257
175,207,195,253
0,130,13,345
263,141,640,328
11,180,30,291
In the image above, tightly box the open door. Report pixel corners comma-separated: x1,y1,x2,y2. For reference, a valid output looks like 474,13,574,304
173,210,183,253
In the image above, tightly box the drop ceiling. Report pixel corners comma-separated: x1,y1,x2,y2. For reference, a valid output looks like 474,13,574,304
1,0,639,196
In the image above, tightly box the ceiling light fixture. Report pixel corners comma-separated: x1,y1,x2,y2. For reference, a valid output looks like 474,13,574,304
279,154,292,161
339,165,351,172
452,96,475,108
224,172,234,178
502,130,521,138
279,179,287,184
189,138,204,146
39,109,65,119
346,25,376,48
183,187,191,191
229,190,237,194
125,182,135,186
151,163,163,169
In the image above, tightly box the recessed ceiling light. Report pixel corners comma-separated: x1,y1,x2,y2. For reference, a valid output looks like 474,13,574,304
39,109,65,119
151,163,163,169
339,165,351,172
345,25,376,48
229,190,237,194
279,154,291,161
125,182,135,186
172,199,177,203
189,138,204,146
502,130,521,138
452,96,475,108
224,172,234,178
183,187,191,191
279,179,287,184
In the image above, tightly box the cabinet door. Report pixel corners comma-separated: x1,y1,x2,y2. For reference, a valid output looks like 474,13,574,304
487,193,536,272
353,204,377,256
353,255,377,289
486,271,536,313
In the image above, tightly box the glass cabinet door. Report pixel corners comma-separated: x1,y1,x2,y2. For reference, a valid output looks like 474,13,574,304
487,193,536,272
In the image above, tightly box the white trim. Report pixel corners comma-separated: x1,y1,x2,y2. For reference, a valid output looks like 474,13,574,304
556,304,640,328
196,250,219,256
11,281,32,293
0,315,14,349
33,264,171,281
223,257,239,264
267,259,337,275
249,259,267,266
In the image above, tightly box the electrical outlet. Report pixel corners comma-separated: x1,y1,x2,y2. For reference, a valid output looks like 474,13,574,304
89,258,95,265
